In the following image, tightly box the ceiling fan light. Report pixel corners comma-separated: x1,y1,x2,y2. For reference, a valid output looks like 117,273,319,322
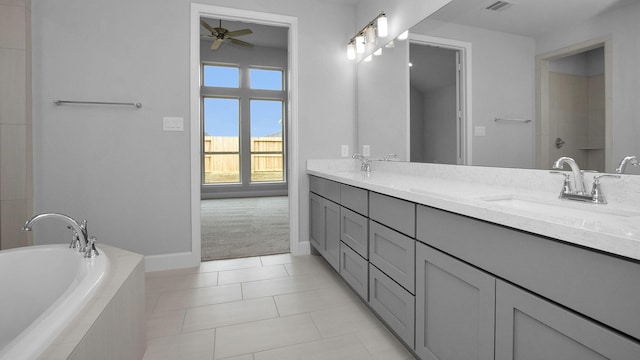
365,26,376,44
355,35,366,53
347,43,356,60
377,15,388,37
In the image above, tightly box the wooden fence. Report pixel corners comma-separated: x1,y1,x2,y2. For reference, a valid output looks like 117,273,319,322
203,136,283,174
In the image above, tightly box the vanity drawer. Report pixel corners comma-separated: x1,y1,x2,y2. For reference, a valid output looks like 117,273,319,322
369,220,415,293
340,184,368,216
416,204,640,341
340,207,368,259
369,264,415,349
369,192,415,237
339,242,368,300
309,175,340,203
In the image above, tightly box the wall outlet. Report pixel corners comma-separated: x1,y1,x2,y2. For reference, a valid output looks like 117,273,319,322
363,145,370,156
341,145,349,157
163,117,184,131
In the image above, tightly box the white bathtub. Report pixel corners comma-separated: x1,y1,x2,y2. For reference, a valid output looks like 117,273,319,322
0,244,109,360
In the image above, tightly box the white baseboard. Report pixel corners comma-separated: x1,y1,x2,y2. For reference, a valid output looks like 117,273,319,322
292,241,311,256
145,251,200,272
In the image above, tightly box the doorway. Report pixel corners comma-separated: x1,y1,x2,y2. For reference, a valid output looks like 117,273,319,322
199,18,289,261
536,37,612,172
408,34,471,165
190,4,301,267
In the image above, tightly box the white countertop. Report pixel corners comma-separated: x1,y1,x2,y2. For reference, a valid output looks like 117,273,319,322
307,159,640,262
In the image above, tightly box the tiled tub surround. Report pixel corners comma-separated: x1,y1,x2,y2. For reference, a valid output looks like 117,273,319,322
307,159,640,261
307,159,640,358
41,245,146,360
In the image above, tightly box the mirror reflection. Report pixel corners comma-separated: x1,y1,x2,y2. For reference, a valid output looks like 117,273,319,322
357,0,640,174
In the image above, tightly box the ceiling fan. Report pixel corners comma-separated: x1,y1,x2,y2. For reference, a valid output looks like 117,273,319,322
200,19,254,50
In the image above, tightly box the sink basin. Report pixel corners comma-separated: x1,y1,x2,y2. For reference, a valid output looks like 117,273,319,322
479,195,640,220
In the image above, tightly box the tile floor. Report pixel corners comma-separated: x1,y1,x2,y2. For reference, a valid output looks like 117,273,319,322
143,253,416,360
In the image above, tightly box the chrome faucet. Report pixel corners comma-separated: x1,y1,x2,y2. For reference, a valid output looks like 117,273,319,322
22,213,99,257
615,155,639,174
552,157,587,194
352,153,371,172
383,153,398,161
551,157,619,204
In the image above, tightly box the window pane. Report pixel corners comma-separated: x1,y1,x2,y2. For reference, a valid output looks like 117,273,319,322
203,65,239,88
250,99,284,182
203,97,240,184
251,154,284,182
249,68,283,90
204,154,240,183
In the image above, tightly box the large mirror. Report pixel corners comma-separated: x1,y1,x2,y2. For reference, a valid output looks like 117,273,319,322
357,0,640,174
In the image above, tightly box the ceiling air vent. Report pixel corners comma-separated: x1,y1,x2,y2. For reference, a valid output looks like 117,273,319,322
484,1,513,12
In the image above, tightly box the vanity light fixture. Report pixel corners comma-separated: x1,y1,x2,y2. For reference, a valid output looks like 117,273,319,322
346,12,388,60
364,54,373,62
397,30,409,40
355,35,366,53
346,42,356,60
373,48,383,56
377,15,388,37
365,26,376,44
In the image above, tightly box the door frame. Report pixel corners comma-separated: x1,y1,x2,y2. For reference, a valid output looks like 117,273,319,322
408,33,472,165
535,36,612,171
190,4,300,266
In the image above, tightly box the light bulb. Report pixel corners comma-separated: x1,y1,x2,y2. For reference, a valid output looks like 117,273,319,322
377,15,388,38
373,48,382,56
398,30,409,41
347,43,356,60
355,35,365,53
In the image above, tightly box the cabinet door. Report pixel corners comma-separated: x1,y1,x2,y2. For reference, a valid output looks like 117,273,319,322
309,192,324,252
415,243,495,360
323,198,341,271
309,192,340,271
495,280,640,360
340,207,368,259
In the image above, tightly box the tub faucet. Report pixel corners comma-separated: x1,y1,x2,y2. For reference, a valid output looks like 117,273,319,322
22,213,88,250
552,157,587,194
615,155,639,174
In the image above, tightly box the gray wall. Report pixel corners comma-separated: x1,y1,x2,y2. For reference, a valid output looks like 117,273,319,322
31,0,356,258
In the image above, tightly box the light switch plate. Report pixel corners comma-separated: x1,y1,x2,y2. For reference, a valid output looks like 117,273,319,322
474,126,486,136
163,117,184,131
363,145,370,156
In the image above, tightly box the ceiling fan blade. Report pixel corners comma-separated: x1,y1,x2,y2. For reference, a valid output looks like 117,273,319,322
211,38,224,50
228,38,254,48
200,20,218,35
226,29,253,37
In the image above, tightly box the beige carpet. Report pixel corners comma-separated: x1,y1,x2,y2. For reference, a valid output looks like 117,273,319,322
201,196,289,261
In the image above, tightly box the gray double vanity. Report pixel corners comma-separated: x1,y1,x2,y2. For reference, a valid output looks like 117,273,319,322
307,159,640,359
